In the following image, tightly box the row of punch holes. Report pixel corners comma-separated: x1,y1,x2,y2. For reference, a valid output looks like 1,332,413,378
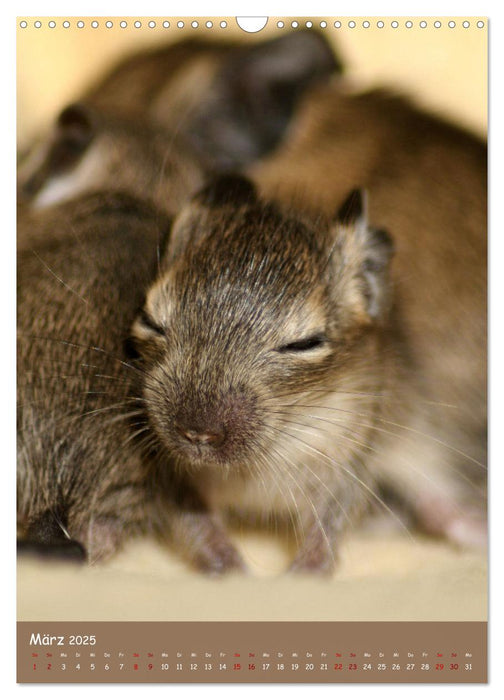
19,18,486,31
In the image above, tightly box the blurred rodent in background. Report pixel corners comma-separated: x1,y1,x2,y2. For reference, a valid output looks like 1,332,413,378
18,31,340,208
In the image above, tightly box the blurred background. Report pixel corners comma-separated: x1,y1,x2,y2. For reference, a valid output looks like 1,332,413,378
17,15,487,152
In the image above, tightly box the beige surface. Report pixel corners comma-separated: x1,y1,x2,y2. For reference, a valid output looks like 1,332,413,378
17,531,487,622
16,17,487,622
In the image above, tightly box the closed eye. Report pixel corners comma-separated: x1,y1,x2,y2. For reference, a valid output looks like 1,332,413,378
276,334,328,353
138,309,165,336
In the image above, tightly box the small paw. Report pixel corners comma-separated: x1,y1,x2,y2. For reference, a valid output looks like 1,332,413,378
445,516,487,549
288,548,337,577
195,543,247,576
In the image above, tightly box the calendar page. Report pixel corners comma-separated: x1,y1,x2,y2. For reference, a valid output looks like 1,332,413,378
16,14,488,685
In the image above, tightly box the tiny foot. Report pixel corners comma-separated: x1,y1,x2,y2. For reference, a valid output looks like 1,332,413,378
288,548,337,577
194,539,247,576
445,516,487,549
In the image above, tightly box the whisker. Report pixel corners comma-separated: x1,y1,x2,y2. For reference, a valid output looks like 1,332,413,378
264,445,305,549
267,424,353,529
279,402,486,470
268,423,415,541
29,249,89,306
264,385,463,411
266,436,339,567
18,333,144,377
273,411,382,458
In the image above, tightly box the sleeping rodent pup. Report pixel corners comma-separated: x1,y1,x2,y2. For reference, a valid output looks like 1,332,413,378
133,170,487,574
130,176,398,574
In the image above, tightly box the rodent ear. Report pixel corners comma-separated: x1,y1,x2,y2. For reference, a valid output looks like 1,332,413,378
336,189,366,227
50,103,96,170
187,29,342,170
56,103,94,143
18,102,96,201
330,190,395,323
194,174,257,208
360,226,395,320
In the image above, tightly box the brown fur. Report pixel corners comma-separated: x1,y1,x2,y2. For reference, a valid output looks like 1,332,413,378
16,112,211,562
250,85,487,542
17,192,172,561
132,178,399,574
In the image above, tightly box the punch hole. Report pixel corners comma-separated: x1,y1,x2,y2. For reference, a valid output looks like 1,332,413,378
348,21,356,29
220,20,227,28
34,20,41,28
148,21,156,28
320,21,327,28
377,21,384,28
420,21,428,28
91,21,99,28
163,21,170,28
236,17,267,32
120,21,128,28
291,20,299,29
434,21,441,28
277,21,284,28
177,21,184,28
448,21,456,28
206,21,213,28
334,21,341,28
477,20,484,28
20,20,27,28
77,20,85,28
305,21,313,28
63,20,71,28
405,20,413,28
363,21,370,28
191,21,199,28
48,21,56,28
463,21,470,28
391,21,399,28
134,21,142,28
